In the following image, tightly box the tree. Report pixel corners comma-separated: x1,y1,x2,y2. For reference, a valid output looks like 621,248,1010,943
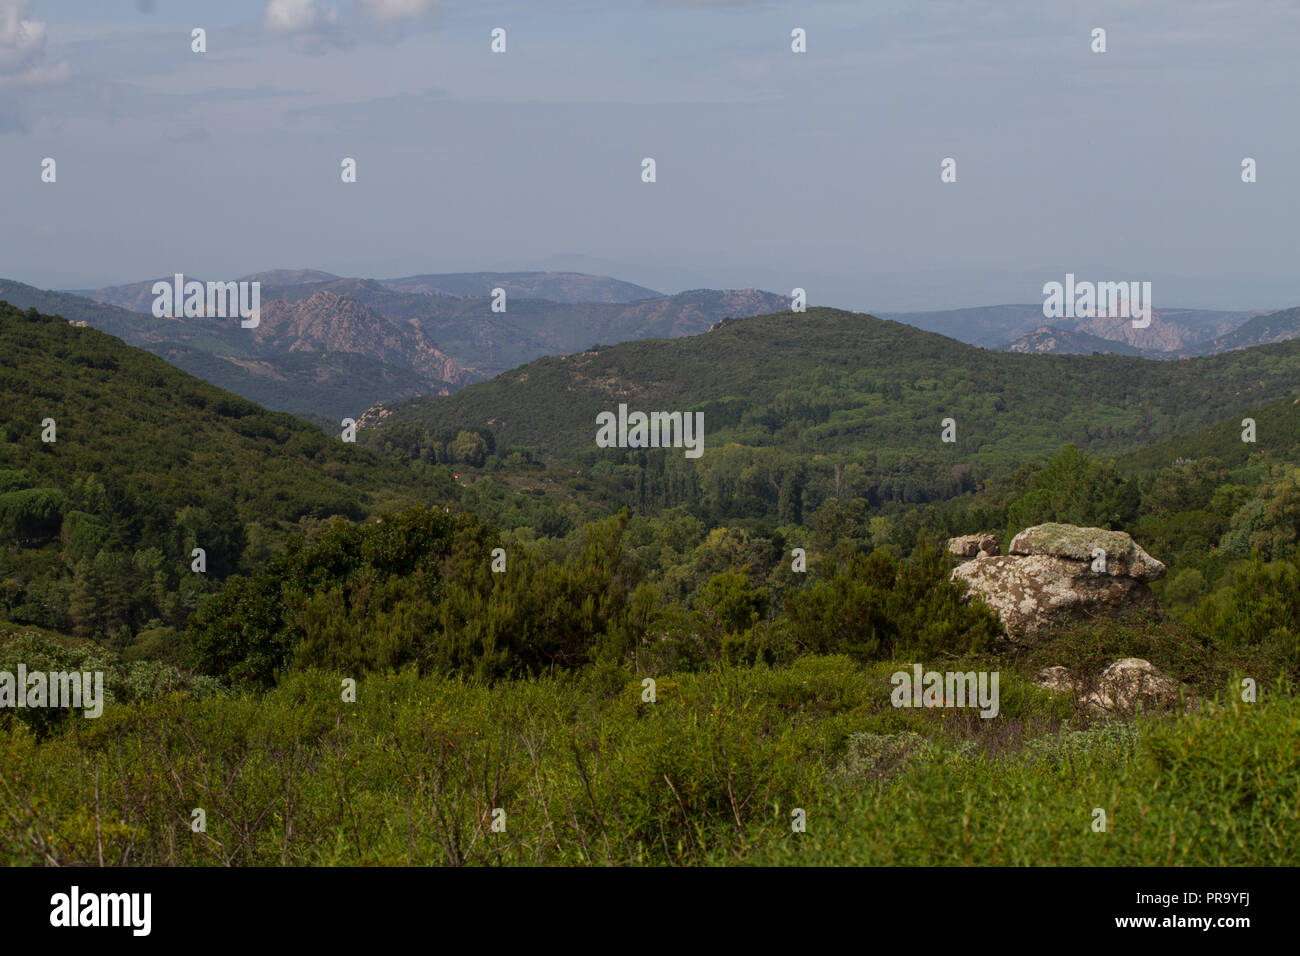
698,570,766,634
778,464,807,525
0,487,67,544
450,430,489,467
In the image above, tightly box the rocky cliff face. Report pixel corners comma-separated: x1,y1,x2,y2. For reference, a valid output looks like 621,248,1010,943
950,523,1166,644
1006,326,1145,356
254,291,475,388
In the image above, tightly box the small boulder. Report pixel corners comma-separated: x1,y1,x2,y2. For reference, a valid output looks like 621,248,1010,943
1080,658,1182,714
1033,665,1077,696
947,532,1000,559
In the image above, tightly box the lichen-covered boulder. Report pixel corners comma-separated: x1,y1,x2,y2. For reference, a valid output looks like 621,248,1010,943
1032,658,1186,714
952,524,1165,644
1080,658,1182,714
1033,665,1077,696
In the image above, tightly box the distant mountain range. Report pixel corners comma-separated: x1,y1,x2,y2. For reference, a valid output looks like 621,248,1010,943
73,271,661,313
5,266,1297,430
249,278,788,375
1,272,789,422
1002,306,1300,359
1179,306,1300,357
0,279,473,424
879,304,1272,354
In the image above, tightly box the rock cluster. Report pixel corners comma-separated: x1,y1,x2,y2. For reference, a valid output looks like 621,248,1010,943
946,533,999,558
1034,658,1185,715
948,523,1166,644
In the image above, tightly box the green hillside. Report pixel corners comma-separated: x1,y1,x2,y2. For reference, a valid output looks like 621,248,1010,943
4,304,1300,872
1118,394,1300,473
0,300,453,643
363,307,1300,523
373,307,1300,460
0,279,175,331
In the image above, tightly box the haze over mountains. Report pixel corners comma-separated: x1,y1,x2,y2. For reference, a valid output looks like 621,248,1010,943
1,273,788,422
878,304,1271,355
378,272,661,303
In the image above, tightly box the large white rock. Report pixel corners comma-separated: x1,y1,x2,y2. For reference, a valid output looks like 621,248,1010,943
1033,658,1185,714
952,524,1165,644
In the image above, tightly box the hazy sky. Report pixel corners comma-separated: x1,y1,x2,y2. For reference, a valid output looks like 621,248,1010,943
2,0,1298,311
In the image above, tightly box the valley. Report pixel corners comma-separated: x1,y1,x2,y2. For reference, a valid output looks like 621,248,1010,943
3,265,1299,871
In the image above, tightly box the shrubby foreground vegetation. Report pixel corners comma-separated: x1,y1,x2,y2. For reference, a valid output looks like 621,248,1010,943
4,477,1297,866
1,662,1293,865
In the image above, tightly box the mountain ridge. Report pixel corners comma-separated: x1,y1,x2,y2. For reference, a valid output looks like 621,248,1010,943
881,303,1270,353
0,279,476,423
363,306,1300,477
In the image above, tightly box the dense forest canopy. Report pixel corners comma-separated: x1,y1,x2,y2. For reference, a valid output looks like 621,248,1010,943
0,301,453,648
360,308,1300,533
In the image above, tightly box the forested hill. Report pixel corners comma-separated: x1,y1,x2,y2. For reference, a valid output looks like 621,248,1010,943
364,307,1300,474
0,301,450,535
1117,394,1300,473
0,300,457,642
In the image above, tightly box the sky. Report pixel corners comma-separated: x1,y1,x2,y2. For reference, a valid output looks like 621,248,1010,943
1,0,1298,311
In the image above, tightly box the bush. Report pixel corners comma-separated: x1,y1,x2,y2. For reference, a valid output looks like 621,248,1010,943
722,690,1299,866
1189,557,1300,670
758,542,1002,663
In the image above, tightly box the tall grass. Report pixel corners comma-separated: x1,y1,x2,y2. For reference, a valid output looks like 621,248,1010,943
1,657,1294,866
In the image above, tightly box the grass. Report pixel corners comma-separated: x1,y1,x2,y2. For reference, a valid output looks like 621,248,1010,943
724,691,1297,865
1,655,1293,866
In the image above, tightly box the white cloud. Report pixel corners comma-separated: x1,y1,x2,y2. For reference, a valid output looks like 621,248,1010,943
264,0,339,35
357,0,438,22
0,0,69,87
